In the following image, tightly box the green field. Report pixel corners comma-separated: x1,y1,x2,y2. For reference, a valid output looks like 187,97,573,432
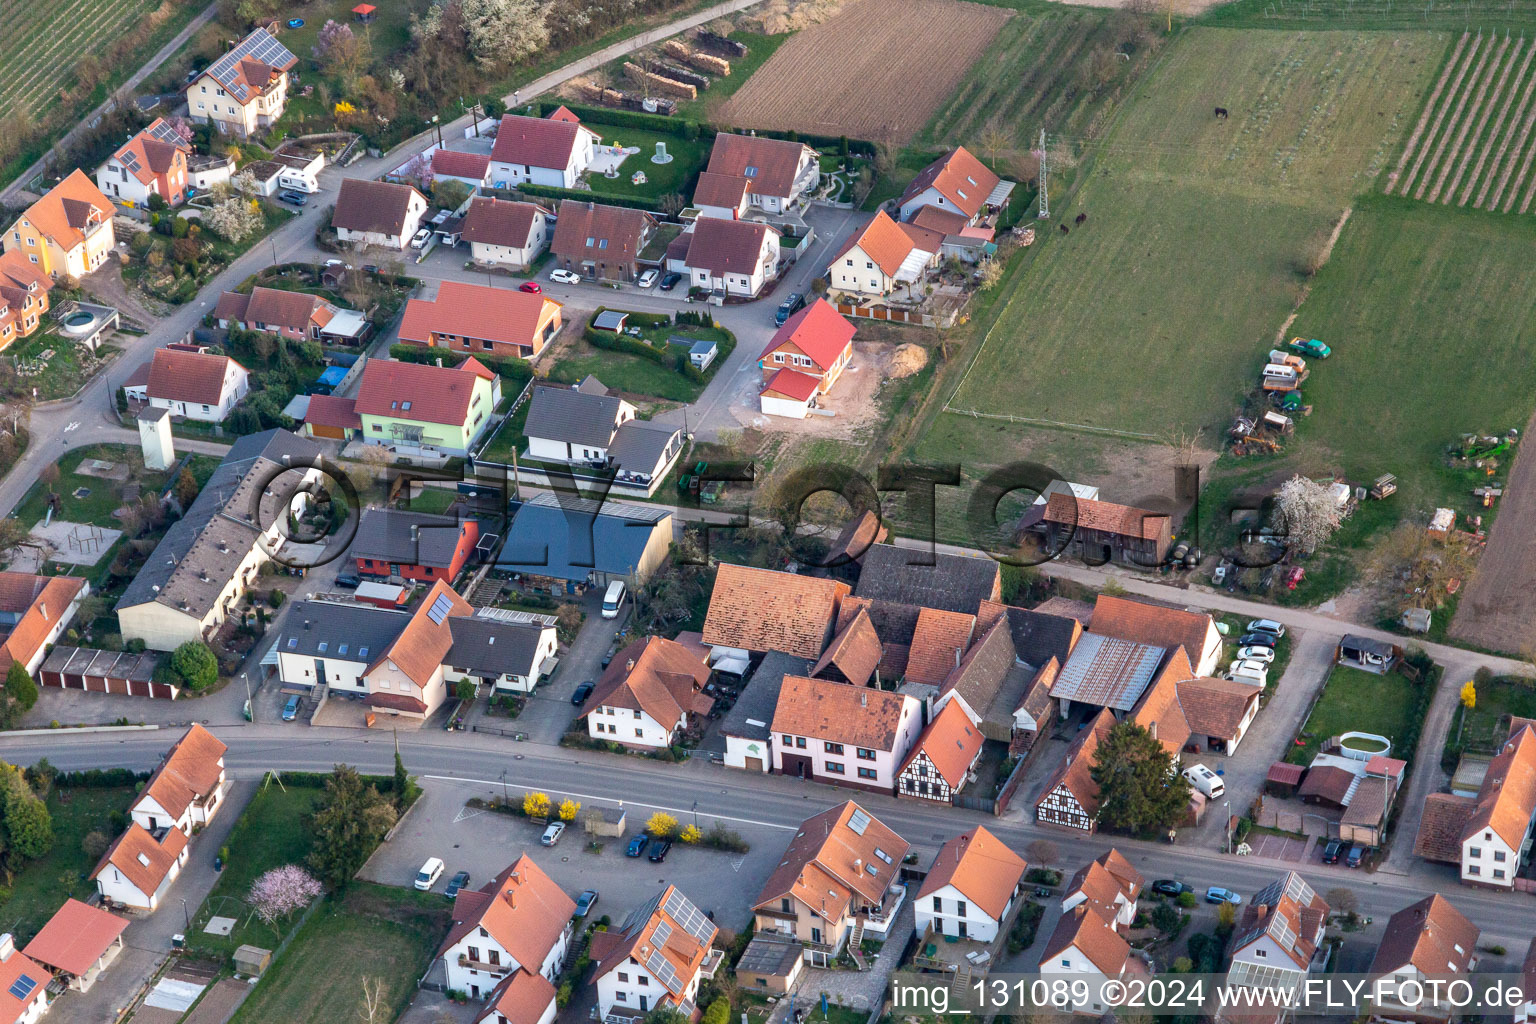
1287,665,1421,764
0,786,133,943
1203,0,1536,30
579,124,710,200
228,885,449,1024
1446,676,1536,757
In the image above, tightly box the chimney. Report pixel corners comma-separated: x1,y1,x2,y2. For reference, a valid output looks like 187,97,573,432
0,933,12,962
854,858,862,873
860,693,867,707
40,605,47,621
626,658,635,671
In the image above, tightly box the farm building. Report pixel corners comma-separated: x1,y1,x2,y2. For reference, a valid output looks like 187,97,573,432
38,648,168,698
1022,493,1172,567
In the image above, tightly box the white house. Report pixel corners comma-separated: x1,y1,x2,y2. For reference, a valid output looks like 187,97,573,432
332,178,428,250
896,146,1008,226
521,377,685,490
682,218,780,299
487,113,598,189
125,347,249,423
129,724,228,836
1368,895,1479,1024
1225,873,1329,995
1038,903,1134,1004
0,936,49,1024
691,171,749,220
705,134,819,214
591,885,720,1021
438,854,574,1002
770,675,922,793
91,824,189,911
445,617,559,695
185,28,297,138
897,695,984,802
461,197,552,270
1457,723,1536,888
96,119,191,209
915,826,1026,943
1061,849,1143,932
828,210,938,299
582,636,711,750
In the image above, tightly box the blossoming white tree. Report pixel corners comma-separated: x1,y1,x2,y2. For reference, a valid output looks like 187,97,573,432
248,864,323,925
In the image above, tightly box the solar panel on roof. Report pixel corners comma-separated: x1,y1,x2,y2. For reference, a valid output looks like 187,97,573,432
7,975,37,1000
662,889,713,944
646,949,681,993
652,920,673,948
146,120,186,147
427,593,455,624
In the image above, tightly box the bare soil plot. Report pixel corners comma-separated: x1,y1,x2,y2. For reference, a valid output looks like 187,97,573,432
1451,406,1536,653
715,0,1012,144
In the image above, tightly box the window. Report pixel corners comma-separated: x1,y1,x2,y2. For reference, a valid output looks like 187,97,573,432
956,901,967,917
488,950,500,965
638,976,649,987
824,761,845,774
856,748,876,761
782,735,792,746
633,709,642,719
857,767,877,780
1255,949,1267,958
1495,869,1507,879
616,993,627,1003
1060,960,1070,968
635,728,643,738
795,737,806,749
1470,847,1482,858
932,896,943,911
845,258,853,266
781,898,792,913
824,742,844,754
1468,865,1481,876
1495,850,1507,862
865,261,873,269
619,974,629,983
469,946,481,961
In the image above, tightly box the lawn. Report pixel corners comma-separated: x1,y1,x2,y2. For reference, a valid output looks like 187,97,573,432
1447,676,1536,757
1204,0,1536,30
402,486,459,516
227,884,449,1024
9,332,118,401
0,786,134,943
1286,665,1421,764
11,443,187,529
578,123,709,201
547,324,735,403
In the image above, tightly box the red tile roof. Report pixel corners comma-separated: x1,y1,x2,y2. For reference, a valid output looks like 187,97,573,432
707,133,811,198
550,200,657,265
1462,723,1536,849
1036,708,1116,820
1369,894,1479,977
304,393,361,429
773,674,914,751
918,826,1025,920
483,969,557,1024
369,579,472,687
491,114,593,170
759,298,855,371
905,607,976,685
22,169,113,251
92,823,187,899
145,347,244,406
899,146,1001,220
398,281,560,349
1090,595,1215,669
0,573,83,676
900,697,983,788
809,606,882,687
760,368,820,403
23,898,127,976
431,148,491,181
1040,903,1129,975
755,802,908,921
332,178,425,236
0,946,47,1022
438,853,576,970
1415,793,1475,863
701,563,848,658
139,723,226,820
548,105,582,123
354,358,490,427
582,635,712,731
1041,493,1170,540
692,171,749,209
684,217,777,275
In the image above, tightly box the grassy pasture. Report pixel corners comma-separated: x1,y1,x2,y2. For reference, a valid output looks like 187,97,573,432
0,0,168,120
1204,0,1536,31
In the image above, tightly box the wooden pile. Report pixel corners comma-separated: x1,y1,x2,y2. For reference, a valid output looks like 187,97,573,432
623,62,696,100
657,61,710,89
663,39,731,75
573,79,679,114
695,28,748,57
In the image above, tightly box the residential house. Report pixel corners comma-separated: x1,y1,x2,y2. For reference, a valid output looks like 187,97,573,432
0,935,49,1024
1224,873,1329,995
591,885,720,1022
581,636,712,749
130,723,229,835
897,146,1010,226
907,205,995,264
752,801,909,963
4,169,117,278
438,854,575,1002
123,347,249,422
1035,708,1115,831
1367,895,1479,1024
705,134,819,214
91,823,189,911
22,898,127,994
915,826,1027,943
399,281,562,361
0,573,87,676
1026,493,1172,567
1089,594,1223,677
431,148,492,191
757,299,856,418
682,217,780,298
185,28,298,137
1176,676,1262,755
352,356,499,456
444,615,559,695
1458,722,1536,887
721,650,812,773
494,493,674,592
0,250,51,350
460,197,553,269
856,543,1002,615
549,201,657,283
214,286,340,342
896,694,984,802
828,210,940,298
691,171,750,220
520,378,684,489
1061,849,1143,931
701,562,851,664
1037,903,1135,999
95,119,191,208
303,393,363,441
770,674,922,793
332,178,429,250
487,113,599,189
352,508,480,583
116,430,326,650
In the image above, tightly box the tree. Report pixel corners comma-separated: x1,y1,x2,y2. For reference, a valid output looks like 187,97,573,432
4,663,37,713
977,259,1004,291
1461,680,1477,710
0,519,31,561
433,179,472,212
175,467,200,508
1325,886,1358,919
1089,720,1191,834
658,192,687,217
460,0,550,67
1150,903,1180,935
307,765,398,890
643,1009,690,1024
978,124,1011,168
523,791,550,818
248,864,323,924
1025,839,1058,871
1216,900,1237,934
82,830,110,859
454,678,476,701
558,798,580,821
359,976,389,1024
703,1000,731,1024
314,20,370,86
1272,474,1352,555
0,764,53,862
169,641,218,692
647,811,678,837
679,823,702,844
393,748,409,804
205,196,264,243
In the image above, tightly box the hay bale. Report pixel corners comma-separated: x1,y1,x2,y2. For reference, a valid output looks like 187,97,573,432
691,52,731,75
889,343,928,378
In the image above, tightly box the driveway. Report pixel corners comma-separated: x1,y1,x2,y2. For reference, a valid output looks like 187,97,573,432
513,590,628,744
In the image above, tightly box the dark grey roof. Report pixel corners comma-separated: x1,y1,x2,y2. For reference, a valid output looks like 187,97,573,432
860,599,921,645
576,375,609,395
118,430,324,612
447,617,550,676
592,310,627,331
609,420,682,478
277,600,410,660
1005,607,1080,669
737,935,803,977
523,383,622,449
350,508,468,568
942,614,1015,717
1341,634,1396,658
495,493,671,581
721,650,810,742
854,543,1000,614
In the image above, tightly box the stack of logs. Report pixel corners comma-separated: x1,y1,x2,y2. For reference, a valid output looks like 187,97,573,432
623,62,696,100
663,39,732,75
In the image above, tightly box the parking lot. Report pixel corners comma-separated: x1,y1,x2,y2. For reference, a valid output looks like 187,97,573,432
359,777,790,936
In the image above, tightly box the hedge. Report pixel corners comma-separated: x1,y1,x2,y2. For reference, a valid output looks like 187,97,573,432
536,101,705,140
389,343,534,383
711,123,878,156
57,768,150,789
584,325,672,366
593,306,671,328
511,183,664,212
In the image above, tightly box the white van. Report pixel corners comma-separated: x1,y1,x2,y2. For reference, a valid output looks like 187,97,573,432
414,857,445,891
1229,659,1269,687
1262,363,1299,390
1183,764,1225,798
601,580,627,619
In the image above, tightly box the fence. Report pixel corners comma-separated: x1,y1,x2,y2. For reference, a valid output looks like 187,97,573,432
471,724,528,740
833,300,959,329
950,736,1045,815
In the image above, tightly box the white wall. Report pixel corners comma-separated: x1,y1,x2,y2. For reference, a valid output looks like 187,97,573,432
588,704,675,748
725,734,772,771
760,394,811,419
528,435,610,463
596,956,700,1019
899,186,958,223
96,164,155,208
916,884,1005,942
1462,829,1521,887
831,244,893,296
1061,890,1135,930
469,215,548,268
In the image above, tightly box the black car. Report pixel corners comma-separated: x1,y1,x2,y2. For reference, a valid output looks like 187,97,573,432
1321,838,1343,864
1152,879,1189,897
1345,845,1364,868
444,870,470,899
776,292,806,326
571,682,594,706
647,838,672,862
1237,632,1278,649
659,271,683,291
335,574,361,589
278,189,309,206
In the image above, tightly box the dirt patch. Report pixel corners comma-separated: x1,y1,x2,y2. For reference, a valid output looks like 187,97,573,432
732,340,892,438
889,343,927,378
1451,406,1536,653
1044,0,1230,13
716,0,1012,145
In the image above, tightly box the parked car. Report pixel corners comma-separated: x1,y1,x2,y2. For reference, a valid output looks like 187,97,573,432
1321,838,1343,864
659,271,682,291
278,189,308,206
576,889,600,916
1152,879,1190,897
1246,619,1286,638
550,268,582,285
1205,887,1242,905
1345,845,1365,868
1235,645,1275,664
281,694,301,721
1237,632,1278,649
602,580,627,619
540,822,565,846
1289,336,1331,359
519,281,542,294
445,870,470,899
776,293,806,326
335,573,361,589
571,682,594,706
638,269,659,288
410,228,432,249
414,857,445,891
647,838,672,862
1229,659,1269,684
626,834,648,857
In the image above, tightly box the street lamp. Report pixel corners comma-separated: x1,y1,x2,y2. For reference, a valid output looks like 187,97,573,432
1222,801,1232,855
242,672,252,723
181,898,190,930
691,800,698,829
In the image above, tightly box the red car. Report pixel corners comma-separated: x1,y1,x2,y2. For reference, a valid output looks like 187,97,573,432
1284,566,1305,589
519,281,542,294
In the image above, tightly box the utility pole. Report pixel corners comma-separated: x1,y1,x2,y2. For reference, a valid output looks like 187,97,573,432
1035,129,1049,220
